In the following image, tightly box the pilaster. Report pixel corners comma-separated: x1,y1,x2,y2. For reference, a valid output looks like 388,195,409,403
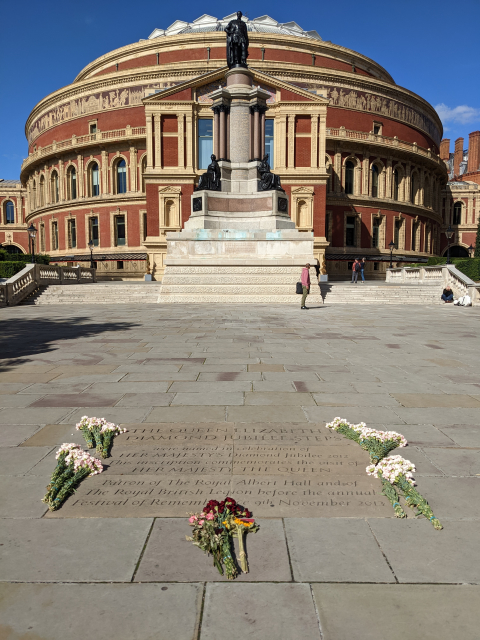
287,115,295,169
310,115,318,169
146,114,154,169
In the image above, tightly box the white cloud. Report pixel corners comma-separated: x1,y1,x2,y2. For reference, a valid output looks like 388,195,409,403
435,103,480,125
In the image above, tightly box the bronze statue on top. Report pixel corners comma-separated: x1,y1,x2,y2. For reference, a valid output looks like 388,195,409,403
195,154,221,191
258,154,284,191
225,11,249,68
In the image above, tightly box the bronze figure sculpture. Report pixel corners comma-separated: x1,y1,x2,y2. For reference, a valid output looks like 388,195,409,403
225,11,249,69
195,154,221,191
258,154,284,191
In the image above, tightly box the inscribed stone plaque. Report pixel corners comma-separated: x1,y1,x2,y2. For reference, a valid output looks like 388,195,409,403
232,445,368,475
233,424,352,445
114,423,233,446
45,474,391,518
104,445,233,475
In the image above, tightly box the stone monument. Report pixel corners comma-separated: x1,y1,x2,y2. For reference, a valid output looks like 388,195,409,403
159,12,315,303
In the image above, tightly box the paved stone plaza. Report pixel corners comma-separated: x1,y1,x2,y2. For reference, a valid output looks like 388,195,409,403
1,302,480,639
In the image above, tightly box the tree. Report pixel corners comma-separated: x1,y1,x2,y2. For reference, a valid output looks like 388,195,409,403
476,216,480,258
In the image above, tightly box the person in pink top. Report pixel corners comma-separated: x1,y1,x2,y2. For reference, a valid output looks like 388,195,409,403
300,263,311,309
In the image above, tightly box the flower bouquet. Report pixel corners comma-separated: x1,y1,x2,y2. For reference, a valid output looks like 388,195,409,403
42,443,103,511
186,497,259,580
326,418,442,529
367,455,443,530
76,416,127,458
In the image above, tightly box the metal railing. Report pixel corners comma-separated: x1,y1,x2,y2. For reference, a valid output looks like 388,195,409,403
0,264,96,307
386,264,480,304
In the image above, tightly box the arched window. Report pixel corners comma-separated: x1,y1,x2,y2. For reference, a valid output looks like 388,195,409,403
410,173,418,204
345,161,354,195
5,201,15,224
91,163,100,196
453,202,462,225
68,166,77,200
141,156,147,192
297,200,309,228
393,169,399,200
116,159,127,194
371,164,379,198
51,171,59,203
39,176,45,207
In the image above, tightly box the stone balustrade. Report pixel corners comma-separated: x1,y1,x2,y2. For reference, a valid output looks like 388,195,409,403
0,263,96,307
21,126,146,172
386,264,480,304
326,127,442,165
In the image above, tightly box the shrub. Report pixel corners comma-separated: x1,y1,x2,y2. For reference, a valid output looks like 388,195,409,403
0,252,50,264
0,262,29,278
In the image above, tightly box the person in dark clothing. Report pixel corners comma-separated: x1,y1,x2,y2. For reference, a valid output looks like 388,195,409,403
441,286,454,302
353,259,362,284
360,257,366,283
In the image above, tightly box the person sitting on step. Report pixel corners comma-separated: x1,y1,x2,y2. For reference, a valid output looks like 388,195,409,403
441,286,454,303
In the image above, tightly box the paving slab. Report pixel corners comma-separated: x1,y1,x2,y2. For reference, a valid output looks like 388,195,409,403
0,475,49,517
64,407,152,424
413,476,480,519
19,423,83,447
146,406,227,422
418,446,480,476
303,406,401,425
135,518,291,582
0,373,61,383
0,583,202,640
368,519,480,583
392,393,480,408
115,422,233,445
0,407,73,424
0,446,53,475
49,373,126,383
312,584,480,640
199,371,262,381
29,393,125,407
169,381,252,392
285,518,395,582
171,392,244,405
439,425,480,447
0,383,32,394
0,518,152,581
0,394,43,407
0,424,42,446
386,424,456,446
312,393,400,406
227,405,307,422
233,423,352,445
392,406,480,424
244,391,316,405
202,583,321,640
114,392,175,406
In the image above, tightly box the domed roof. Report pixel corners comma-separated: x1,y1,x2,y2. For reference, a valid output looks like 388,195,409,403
148,14,321,41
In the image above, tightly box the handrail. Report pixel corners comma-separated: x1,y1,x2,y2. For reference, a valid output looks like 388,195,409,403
0,263,96,308
21,126,146,171
326,127,442,165
386,264,480,304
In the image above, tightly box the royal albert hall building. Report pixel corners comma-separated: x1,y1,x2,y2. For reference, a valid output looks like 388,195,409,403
2,13,451,279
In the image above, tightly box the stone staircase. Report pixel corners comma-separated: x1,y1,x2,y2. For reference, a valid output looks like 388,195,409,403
20,278,443,305
320,282,442,305
22,282,163,305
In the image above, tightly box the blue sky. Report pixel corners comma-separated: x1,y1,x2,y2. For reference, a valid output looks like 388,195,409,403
1,0,479,179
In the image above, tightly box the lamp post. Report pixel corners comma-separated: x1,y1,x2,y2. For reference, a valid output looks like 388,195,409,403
445,225,454,264
88,239,95,269
388,239,395,269
468,244,474,258
27,223,37,263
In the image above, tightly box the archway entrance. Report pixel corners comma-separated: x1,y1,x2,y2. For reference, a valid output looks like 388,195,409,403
443,245,469,258
1,244,25,255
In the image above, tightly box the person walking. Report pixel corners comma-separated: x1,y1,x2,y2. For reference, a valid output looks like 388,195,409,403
351,259,358,283
301,263,311,309
360,257,367,283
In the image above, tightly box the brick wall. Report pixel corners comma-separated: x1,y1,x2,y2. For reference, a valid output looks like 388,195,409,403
468,131,480,173
161,137,178,167
440,139,450,161
294,137,311,167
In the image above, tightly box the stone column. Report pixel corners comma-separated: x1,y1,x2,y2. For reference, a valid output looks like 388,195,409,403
59,159,65,201
226,108,231,160
261,109,266,159
419,169,425,206
318,114,326,172
225,68,253,165
219,106,227,160
213,107,220,158
130,146,137,192
310,115,318,168
154,116,162,169
362,154,369,195
276,116,286,170
101,149,108,194
146,114,154,169
405,163,411,203
185,114,193,171
287,115,295,169
253,106,261,161
177,114,185,168
386,158,392,198
334,151,342,194
77,155,84,198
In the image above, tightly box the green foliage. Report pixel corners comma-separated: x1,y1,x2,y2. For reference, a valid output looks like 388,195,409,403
453,259,480,282
0,252,50,264
0,262,29,278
